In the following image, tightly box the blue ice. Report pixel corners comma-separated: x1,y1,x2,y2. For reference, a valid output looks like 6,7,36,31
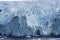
0,1,60,36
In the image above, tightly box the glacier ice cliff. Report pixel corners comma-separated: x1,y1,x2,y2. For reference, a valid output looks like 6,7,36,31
0,1,60,36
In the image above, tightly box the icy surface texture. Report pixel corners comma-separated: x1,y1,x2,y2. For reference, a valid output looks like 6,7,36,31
0,0,60,36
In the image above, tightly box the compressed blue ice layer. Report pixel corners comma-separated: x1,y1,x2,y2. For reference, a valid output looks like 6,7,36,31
52,13,60,35
0,1,60,36
4,16,34,36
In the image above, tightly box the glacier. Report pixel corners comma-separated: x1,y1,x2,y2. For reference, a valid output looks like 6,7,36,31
0,1,60,36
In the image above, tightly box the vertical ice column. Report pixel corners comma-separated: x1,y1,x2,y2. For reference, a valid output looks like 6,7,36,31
5,16,20,36
52,9,60,35
18,16,34,36
26,12,40,35
0,24,5,35
28,0,59,35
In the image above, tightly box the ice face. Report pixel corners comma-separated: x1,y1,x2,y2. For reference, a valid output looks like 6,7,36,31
0,1,60,36
4,16,34,36
51,10,60,35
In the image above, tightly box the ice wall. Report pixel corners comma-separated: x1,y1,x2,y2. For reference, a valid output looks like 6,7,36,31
0,1,60,36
